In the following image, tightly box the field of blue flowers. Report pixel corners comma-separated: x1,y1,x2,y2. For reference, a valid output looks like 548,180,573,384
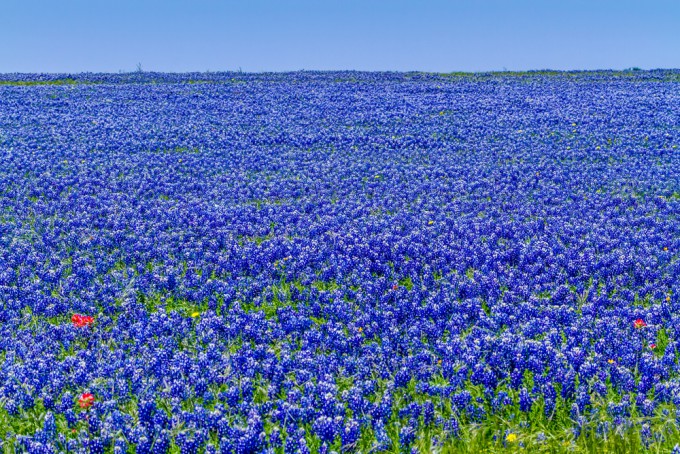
1,70,680,453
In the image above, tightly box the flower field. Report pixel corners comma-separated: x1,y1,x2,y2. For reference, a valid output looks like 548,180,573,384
1,70,680,452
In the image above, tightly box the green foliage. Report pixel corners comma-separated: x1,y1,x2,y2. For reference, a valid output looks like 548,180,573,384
0,78,80,86
398,276,414,291
147,146,201,154
312,279,340,292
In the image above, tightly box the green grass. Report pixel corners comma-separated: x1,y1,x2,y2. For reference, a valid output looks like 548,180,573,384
137,291,209,317
0,78,80,86
312,279,340,292
399,276,414,291
147,146,201,154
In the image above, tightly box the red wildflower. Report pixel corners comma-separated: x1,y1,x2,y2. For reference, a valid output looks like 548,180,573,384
392,284,398,291
649,343,657,350
78,393,94,409
633,319,647,329
71,314,94,328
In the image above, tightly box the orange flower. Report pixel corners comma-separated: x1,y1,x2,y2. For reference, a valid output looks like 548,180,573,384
78,393,94,409
633,319,647,329
71,314,94,328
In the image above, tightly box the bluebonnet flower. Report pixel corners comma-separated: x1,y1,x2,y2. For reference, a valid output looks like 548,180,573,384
399,423,416,450
151,430,171,454
0,70,679,445
313,416,342,444
640,423,652,447
519,388,533,413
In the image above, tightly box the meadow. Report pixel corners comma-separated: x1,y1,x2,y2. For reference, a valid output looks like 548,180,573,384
0,70,680,453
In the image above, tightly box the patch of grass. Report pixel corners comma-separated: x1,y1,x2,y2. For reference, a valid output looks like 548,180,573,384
138,292,207,317
399,276,414,291
439,71,476,78
147,146,201,154
0,78,80,86
654,327,672,357
312,279,339,292
238,232,274,246
242,279,303,318
187,79,217,84
465,268,475,280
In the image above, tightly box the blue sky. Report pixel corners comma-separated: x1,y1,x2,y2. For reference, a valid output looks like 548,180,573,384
2,0,679,73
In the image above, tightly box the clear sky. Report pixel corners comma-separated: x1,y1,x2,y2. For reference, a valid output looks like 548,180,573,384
2,0,679,73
